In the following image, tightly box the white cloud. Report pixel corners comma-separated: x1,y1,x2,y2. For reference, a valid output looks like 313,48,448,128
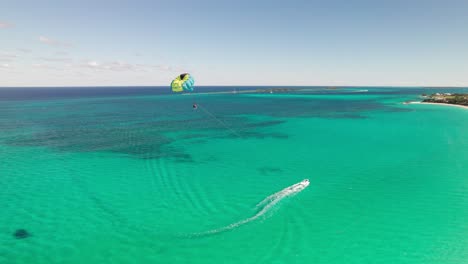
38,57,72,62
80,60,147,72
104,61,139,71
0,51,17,59
55,51,69,56
18,48,32,53
137,63,184,72
26,59,165,73
39,36,54,44
32,63,62,70
87,61,99,67
69,59,186,75
1,55,185,86
39,36,72,47
0,21,14,29
0,51,17,62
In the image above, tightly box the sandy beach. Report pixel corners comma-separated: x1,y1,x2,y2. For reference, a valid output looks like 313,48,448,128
409,101,468,110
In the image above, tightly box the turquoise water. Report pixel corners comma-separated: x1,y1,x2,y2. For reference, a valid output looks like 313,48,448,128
1,87,467,263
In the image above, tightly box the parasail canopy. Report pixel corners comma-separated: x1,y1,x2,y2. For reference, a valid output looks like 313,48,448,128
171,73,194,93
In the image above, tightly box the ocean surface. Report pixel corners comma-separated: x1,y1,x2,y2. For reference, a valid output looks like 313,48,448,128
1,86,467,264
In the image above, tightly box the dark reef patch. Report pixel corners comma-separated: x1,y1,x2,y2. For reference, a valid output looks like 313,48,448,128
1,90,397,160
383,106,413,113
13,229,30,239
233,131,289,139
333,114,367,119
243,120,285,128
258,167,283,175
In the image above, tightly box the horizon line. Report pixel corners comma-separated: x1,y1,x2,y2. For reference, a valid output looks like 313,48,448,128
0,85,467,89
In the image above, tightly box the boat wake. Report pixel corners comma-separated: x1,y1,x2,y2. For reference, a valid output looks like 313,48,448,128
352,89,369,93
193,179,309,237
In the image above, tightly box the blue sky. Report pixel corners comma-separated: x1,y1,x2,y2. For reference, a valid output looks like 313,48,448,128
1,0,468,86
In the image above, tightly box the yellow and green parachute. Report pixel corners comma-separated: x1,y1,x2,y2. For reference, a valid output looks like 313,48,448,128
171,73,195,93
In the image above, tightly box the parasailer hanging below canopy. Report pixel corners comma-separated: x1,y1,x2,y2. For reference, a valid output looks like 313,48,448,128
171,73,197,109
171,73,195,93
170,73,242,136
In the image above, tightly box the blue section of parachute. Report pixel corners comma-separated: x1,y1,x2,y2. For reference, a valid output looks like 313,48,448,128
183,76,195,92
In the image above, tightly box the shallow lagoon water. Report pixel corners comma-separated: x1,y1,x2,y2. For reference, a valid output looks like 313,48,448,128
1,87,467,263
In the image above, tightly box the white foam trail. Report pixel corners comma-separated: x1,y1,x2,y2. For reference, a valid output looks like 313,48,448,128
195,179,309,236
352,89,368,92
256,179,310,208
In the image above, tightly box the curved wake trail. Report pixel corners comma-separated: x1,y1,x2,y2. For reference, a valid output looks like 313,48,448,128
193,179,309,237
255,180,310,208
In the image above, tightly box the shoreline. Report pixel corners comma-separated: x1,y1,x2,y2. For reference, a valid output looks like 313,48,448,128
408,101,468,110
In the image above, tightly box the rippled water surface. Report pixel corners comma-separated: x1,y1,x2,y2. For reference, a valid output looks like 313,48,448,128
1,87,467,263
